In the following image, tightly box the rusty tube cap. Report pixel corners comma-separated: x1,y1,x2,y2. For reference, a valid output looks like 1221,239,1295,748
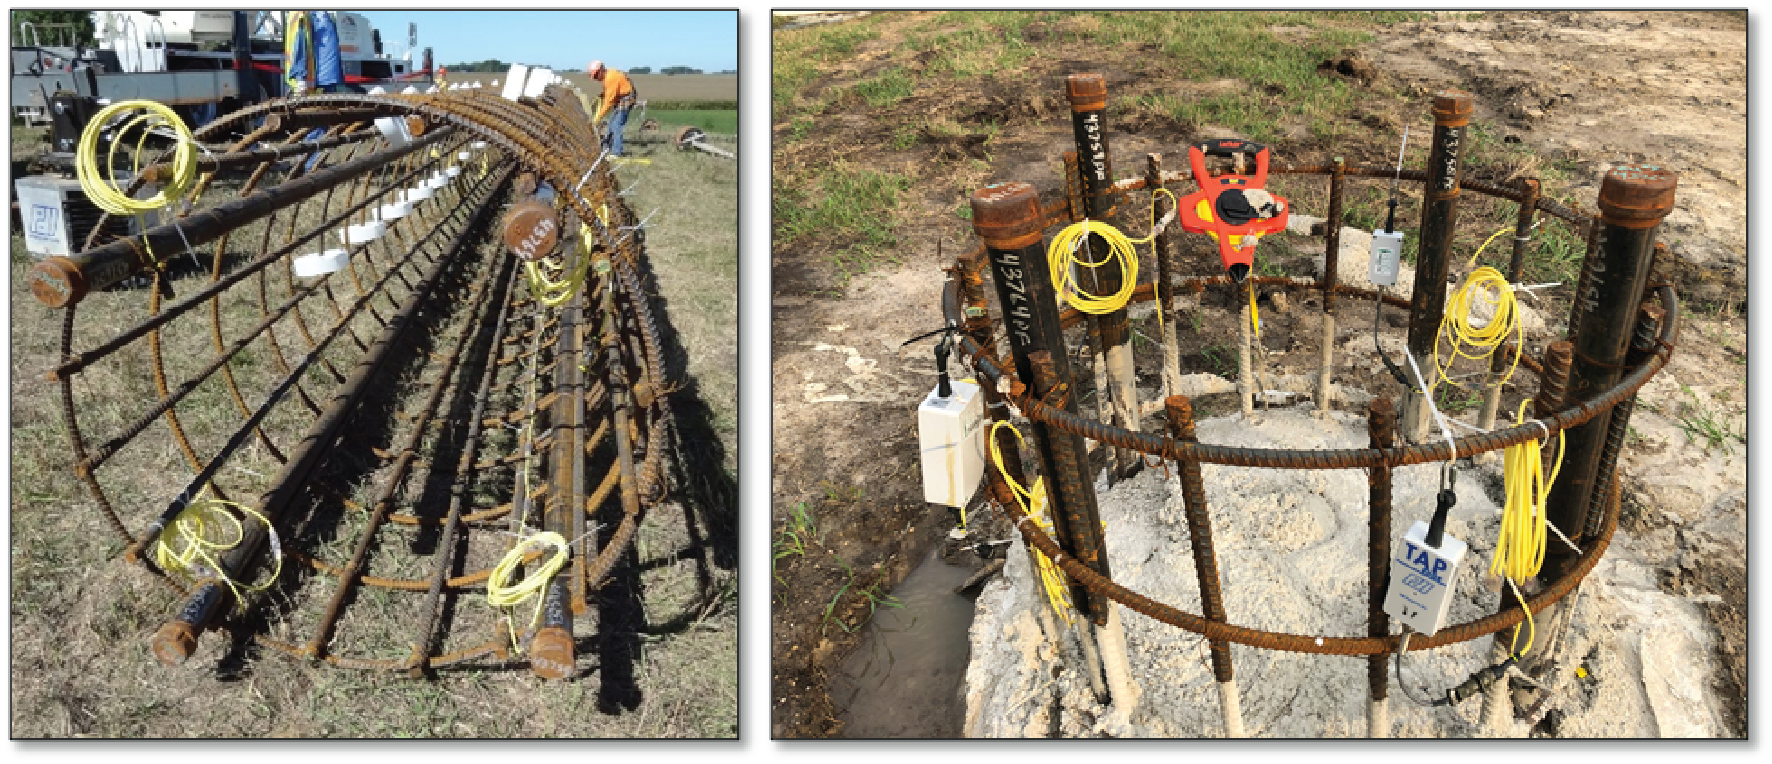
528,626,575,680
30,257,86,308
404,115,427,137
1431,90,1473,127
970,182,1044,250
1067,73,1107,112
501,199,561,261
1598,164,1678,229
151,621,198,665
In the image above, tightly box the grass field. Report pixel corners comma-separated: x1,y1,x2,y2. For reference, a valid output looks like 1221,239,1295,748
9,104,737,737
643,109,738,135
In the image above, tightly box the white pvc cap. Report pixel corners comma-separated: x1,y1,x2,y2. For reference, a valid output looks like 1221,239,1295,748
294,249,350,278
401,85,419,95
368,85,387,95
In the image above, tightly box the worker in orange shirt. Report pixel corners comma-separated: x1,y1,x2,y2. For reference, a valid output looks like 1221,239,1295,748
587,60,637,156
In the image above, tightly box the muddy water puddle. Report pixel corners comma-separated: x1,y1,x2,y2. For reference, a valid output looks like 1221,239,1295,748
830,545,979,738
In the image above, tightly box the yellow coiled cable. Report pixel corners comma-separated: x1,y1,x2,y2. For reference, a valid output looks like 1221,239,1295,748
989,420,1075,626
486,531,570,652
1432,226,1521,395
76,99,205,269
154,495,284,609
1490,400,1565,657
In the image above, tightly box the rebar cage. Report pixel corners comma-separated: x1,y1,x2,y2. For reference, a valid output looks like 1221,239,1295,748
31,84,699,680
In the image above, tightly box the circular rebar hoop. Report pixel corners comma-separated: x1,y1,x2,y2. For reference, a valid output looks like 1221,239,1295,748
945,153,1680,657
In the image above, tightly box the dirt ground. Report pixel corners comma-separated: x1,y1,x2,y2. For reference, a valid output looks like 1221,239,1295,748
771,10,1745,738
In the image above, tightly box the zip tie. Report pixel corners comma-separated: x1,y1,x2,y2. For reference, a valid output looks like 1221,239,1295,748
1406,350,1459,462
1546,519,1582,554
1525,418,1551,444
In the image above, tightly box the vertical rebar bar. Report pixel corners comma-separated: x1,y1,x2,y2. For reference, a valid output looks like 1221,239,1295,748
1585,305,1664,541
1067,73,1140,479
1402,90,1472,442
1067,149,1114,445
1148,153,1183,402
1365,397,1394,737
1544,165,1676,578
1167,395,1241,735
1318,157,1347,412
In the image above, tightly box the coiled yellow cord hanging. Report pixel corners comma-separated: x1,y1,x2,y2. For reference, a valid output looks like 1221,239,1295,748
1046,188,1178,356
154,494,284,609
486,531,570,652
989,420,1074,626
76,100,205,270
1490,400,1565,657
1432,226,1521,394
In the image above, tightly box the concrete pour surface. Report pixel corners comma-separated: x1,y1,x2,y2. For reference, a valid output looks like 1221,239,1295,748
964,406,1731,738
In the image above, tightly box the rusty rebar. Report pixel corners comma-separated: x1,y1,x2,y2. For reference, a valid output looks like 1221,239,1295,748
1167,395,1233,683
1366,398,1396,702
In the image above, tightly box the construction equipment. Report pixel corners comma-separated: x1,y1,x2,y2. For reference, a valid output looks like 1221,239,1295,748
673,125,733,159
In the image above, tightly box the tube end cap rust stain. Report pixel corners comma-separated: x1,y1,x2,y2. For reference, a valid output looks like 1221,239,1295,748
1067,73,1107,112
528,626,575,680
502,199,561,261
970,182,1045,250
30,257,86,308
404,115,428,137
151,621,198,665
1598,165,1678,228
1432,90,1474,127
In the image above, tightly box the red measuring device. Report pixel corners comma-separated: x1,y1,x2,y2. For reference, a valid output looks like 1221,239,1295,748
1176,139,1290,283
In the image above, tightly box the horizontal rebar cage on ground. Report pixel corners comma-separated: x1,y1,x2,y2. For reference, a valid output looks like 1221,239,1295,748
32,85,690,680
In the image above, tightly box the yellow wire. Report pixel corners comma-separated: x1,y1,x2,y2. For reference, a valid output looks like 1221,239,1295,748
153,494,284,609
486,531,570,652
1248,279,1261,340
524,223,594,307
76,100,205,268
1046,188,1178,371
989,420,1074,626
1431,226,1522,395
1490,400,1565,658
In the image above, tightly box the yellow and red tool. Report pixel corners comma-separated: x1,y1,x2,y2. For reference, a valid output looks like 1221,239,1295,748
1176,139,1290,282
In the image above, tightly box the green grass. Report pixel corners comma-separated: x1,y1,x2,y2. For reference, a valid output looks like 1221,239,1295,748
853,67,914,108
773,164,912,288
1674,384,1744,456
776,506,822,588
644,109,737,135
820,555,904,635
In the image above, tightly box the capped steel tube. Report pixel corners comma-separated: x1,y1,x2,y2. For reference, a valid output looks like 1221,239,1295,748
1545,164,1676,575
1402,90,1472,442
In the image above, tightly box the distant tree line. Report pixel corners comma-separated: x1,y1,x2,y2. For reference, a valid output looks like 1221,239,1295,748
12,10,95,47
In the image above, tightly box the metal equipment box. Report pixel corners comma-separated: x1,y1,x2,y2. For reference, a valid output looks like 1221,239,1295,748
14,174,151,258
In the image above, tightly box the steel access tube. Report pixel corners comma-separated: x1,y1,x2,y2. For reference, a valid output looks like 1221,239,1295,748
1544,164,1676,576
972,182,1112,623
30,126,456,308
1067,73,1140,479
1402,91,1472,442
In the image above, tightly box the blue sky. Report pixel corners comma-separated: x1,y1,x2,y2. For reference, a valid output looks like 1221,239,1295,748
354,10,737,72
